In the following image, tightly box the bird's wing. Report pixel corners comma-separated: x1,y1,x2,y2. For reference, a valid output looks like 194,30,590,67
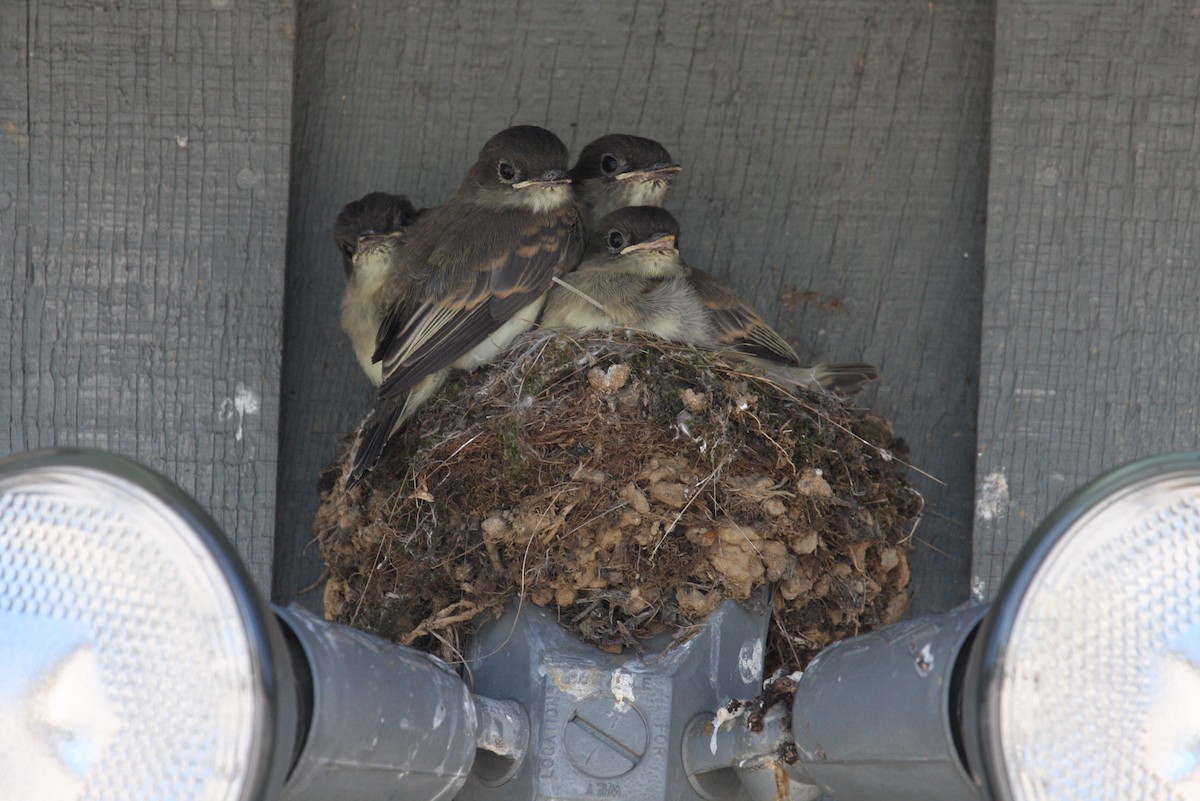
375,204,581,398
686,266,802,366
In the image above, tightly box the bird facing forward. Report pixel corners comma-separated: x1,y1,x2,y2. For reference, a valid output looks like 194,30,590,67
347,125,583,484
570,134,681,233
335,192,420,385
334,191,419,276
540,206,880,395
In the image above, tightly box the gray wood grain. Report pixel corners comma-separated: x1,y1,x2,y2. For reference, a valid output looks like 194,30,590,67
0,0,294,592
976,1,1200,595
278,0,991,614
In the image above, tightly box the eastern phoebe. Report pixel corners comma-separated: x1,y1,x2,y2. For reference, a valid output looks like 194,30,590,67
349,125,584,484
335,192,420,385
540,206,880,394
570,134,681,233
333,191,419,275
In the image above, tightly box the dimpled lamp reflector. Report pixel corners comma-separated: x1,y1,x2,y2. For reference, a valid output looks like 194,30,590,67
0,454,272,801
983,463,1200,801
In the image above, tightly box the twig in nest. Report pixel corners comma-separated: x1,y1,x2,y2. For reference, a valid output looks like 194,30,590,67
772,608,804,670
401,600,483,646
651,456,730,559
550,276,608,313
297,567,329,595
899,487,925,546
738,365,945,487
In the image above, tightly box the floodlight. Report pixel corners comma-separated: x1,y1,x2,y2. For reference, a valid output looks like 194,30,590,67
4,448,1197,801
963,453,1200,801
0,449,295,801
0,450,506,801
689,452,1200,801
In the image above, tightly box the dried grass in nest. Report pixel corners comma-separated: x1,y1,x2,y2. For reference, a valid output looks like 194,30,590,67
314,329,920,673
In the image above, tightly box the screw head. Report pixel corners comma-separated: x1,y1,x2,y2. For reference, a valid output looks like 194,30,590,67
562,695,649,778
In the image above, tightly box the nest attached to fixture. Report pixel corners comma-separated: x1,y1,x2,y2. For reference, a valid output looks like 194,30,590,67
315,329,919,673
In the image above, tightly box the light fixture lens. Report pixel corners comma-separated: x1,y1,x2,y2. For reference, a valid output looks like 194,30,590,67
990,466,1200,801
0,458,268,801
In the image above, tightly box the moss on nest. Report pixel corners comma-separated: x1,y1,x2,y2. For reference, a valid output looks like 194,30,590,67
315,329,920,673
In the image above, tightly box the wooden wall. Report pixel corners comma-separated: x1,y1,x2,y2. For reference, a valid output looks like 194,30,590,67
5,0,1199,615
1,0,294,590
977,0,1200,595
277,0,992,615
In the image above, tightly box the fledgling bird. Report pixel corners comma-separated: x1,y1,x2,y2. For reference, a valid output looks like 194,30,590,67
348,125,584,484
335,192,420,385
540,206,880,395
570,134,681,233
334,191,419,276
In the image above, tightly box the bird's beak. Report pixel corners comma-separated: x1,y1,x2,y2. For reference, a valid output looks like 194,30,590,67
615,163,683,181
513,169,572,189
356,230,403,253
620,234,678,255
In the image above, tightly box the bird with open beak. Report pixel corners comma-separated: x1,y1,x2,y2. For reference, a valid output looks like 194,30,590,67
348,125,583,485
570,134,681,233
334,192,420,386
540,206,880,395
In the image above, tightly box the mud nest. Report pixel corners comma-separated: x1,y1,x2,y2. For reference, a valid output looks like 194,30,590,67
315,329,920,673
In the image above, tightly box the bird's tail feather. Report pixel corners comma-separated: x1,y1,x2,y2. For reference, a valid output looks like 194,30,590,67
810,362,881,395
760,361,881,396
345,372,446,488
346,400,407,489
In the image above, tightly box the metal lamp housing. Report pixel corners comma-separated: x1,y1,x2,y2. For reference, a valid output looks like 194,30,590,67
0,449,297,801
4,447,1199,801
964,453,1200,801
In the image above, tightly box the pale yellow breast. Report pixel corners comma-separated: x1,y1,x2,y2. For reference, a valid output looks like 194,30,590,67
340,252,395,386
454,295,547,371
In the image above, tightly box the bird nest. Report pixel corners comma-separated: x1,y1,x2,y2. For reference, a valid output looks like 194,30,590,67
314,329,919,673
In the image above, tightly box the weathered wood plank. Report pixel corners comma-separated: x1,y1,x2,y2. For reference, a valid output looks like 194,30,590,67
1,5,31,454
0,0,294,592
977,1,1200,595
278,0,991,615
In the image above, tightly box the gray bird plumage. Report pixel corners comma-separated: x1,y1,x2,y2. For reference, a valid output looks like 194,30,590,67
540,206,880,395
335,192,420,385
348,126,584,485
334,191,419,276
570,134,681,233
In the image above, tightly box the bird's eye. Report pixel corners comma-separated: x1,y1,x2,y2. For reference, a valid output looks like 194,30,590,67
498,161,518,182
600,154,620,175
607,230,626,250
